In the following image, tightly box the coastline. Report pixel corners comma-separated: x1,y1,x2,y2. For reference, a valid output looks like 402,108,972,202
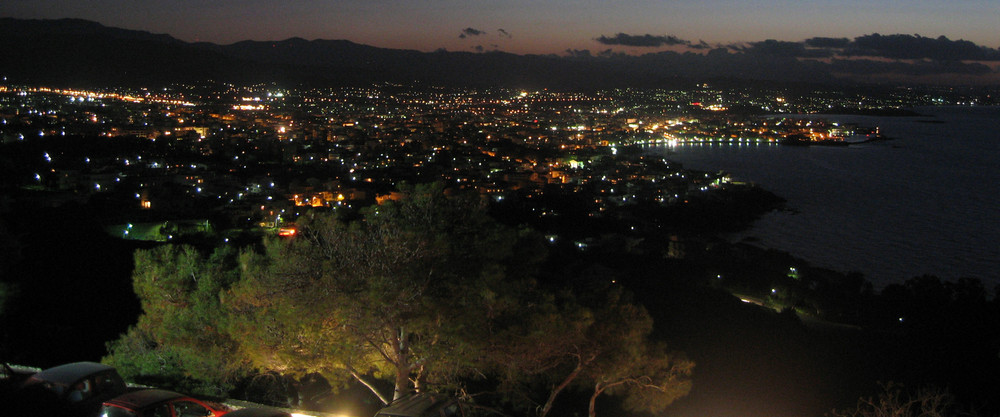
653,106,1000,287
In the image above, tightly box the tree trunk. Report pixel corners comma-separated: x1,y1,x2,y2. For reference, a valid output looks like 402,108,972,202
392,327,413,402
588,383,605,417
393,365,412,401
413,364,426,393
540,359,585,417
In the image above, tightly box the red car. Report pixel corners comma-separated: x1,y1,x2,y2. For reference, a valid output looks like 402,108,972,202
100,388,231,417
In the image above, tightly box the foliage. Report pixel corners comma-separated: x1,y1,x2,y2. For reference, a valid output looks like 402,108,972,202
487,289,590,414
104,244,246,396
226,182,542,404
493,285,693,417
106,183,692,417
582,290,693,417
587,339,693,417
829,383,967,417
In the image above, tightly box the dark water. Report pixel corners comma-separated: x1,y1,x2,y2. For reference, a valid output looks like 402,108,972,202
649,106,1000,289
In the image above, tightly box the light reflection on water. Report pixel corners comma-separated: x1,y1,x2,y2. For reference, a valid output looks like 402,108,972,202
647,107,1000,289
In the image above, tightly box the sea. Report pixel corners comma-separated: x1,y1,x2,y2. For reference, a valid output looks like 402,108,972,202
648,106,1000,290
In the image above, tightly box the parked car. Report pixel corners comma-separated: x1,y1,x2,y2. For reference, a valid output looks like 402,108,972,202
15,361,128,416
374,393,467,417
100,388,231,417
0,363,38,389
223,407,292,417
0,363,36,391
2,363,43,417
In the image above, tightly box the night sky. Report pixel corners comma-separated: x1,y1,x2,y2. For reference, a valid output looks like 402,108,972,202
2,0,998,55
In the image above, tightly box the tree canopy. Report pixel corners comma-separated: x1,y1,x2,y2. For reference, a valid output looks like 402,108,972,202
225,183,543,403
104,244,246,396
491,286,693,417
105,182,692,416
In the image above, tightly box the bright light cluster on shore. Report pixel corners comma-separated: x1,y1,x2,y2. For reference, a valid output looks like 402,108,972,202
10,86,194,106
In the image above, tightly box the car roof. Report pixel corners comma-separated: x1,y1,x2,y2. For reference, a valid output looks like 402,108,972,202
31,362,116,385
376,393,456,417
104,389,187,409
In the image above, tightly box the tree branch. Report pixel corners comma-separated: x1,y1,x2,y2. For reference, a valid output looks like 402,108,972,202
347,365,390,405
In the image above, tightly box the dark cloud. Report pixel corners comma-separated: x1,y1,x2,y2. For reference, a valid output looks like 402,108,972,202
497,28,511,38
746,39,833,58
734,35,1000,62
689,40,712,50
844,34,1000,61
595,33,689,48
473,45,484,53
829,58,993,75
726,43,748,53
805,37,850,48
459,27,485,39
557,32,1000,83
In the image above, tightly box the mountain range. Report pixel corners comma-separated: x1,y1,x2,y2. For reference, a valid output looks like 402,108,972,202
1,18,996,89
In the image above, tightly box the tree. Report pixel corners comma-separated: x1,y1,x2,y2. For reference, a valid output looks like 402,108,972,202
830,383,964,417
226,182,542,404
488,290,591,416
104,244,246,396
585,339,693,417
492,286,693,417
